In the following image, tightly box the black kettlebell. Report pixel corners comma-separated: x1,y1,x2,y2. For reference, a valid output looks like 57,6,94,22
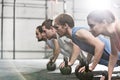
47,57,56,71
75,58,86,78
75,58,93,80
60,57,72,75
102,71,108,80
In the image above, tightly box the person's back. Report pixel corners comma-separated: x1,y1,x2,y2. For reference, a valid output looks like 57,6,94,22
56,33,73,56
72,27,95,55
72,26,120,66
46,38,73,57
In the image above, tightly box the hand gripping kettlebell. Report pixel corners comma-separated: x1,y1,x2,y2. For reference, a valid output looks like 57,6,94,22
47,57,56,71
60,57,72,75
75,58,93,80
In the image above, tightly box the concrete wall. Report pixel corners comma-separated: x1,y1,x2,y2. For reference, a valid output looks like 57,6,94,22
0,0,120,59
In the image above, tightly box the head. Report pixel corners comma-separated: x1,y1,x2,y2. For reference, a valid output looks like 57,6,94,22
35,25,47,41
42,19,56,40
53,13,74,37
87,10,115,36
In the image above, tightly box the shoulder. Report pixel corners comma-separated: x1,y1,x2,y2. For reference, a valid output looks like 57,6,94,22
75,29,91,38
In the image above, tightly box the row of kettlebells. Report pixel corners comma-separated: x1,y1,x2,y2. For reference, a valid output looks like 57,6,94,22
47,57,93,80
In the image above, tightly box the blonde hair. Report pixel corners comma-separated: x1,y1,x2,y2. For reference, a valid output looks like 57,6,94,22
87,10,115,24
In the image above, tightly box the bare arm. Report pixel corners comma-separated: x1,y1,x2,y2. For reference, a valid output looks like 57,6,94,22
51,39,61,63
76,29,104,70
108,38,118,80
69,40,81,66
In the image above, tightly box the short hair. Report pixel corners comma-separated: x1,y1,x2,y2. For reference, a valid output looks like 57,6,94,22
87,10,115,24
36,25,45,41
42,19,53,29
55,14,74,28
36,25,43,33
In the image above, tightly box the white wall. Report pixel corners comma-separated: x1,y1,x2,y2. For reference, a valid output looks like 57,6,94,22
0,0,48,59
0,0,120,59
0,0,66,59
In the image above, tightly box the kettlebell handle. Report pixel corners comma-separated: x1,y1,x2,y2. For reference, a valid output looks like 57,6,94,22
64,57,68,67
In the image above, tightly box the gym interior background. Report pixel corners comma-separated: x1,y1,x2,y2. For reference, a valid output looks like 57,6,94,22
0,0,120,80
0,0,120,59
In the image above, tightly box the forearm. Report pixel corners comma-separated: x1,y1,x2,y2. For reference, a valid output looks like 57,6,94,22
91,53,103,70
69,52,80,66
52,39,60,63
52,49,60,63
91,44,104,70
108,38,119,80
69,45,81,66
108,53,118,80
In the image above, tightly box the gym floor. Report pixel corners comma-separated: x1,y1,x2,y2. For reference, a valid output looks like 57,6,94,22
0,59,120,80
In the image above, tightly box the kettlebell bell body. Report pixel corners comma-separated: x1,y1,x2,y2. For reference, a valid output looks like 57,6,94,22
60,65,72,75
60,57,72,75
47,62,56,71
75,58,93,80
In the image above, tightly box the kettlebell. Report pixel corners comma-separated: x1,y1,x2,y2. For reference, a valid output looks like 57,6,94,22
75,58,93,80
102,71,108,80
47,57,56,71
60,57,72,75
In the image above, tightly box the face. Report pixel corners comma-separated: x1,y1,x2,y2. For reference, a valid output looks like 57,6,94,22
35,28,47,41
42,26,56,39
54,22,67,37
36,29,42,41
87,19,106,36
41,31,47,40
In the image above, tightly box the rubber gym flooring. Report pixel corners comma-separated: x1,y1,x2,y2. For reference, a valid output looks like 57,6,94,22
0,59,120,80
